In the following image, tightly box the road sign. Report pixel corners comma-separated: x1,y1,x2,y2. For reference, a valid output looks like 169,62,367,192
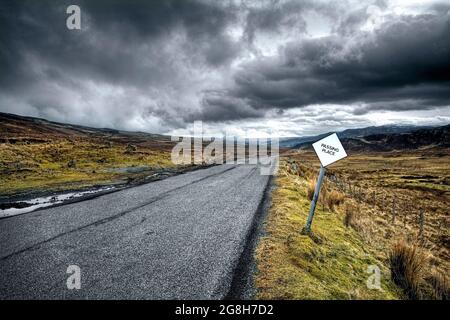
304,133,348,233
312,133,347,167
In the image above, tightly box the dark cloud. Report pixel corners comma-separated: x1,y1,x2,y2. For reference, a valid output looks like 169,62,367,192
199,91,265,122
224,11,450,115
0,0,239,86
0,0,449,133
242,0,310,44
0,0,244,129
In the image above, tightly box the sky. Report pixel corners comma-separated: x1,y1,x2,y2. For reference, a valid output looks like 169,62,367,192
0,0,449,137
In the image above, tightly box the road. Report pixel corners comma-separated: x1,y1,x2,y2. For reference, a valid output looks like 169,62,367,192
0,164,272,299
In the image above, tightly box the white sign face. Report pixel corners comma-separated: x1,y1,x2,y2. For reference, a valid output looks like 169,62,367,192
312,133,347,167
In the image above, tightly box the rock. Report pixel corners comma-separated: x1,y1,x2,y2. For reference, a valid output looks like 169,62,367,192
67,159,76,168
126,143,137,153
107,141,113,148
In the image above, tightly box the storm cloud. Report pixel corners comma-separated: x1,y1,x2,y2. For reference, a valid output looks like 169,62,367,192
227,11,450,113
0,0,449,136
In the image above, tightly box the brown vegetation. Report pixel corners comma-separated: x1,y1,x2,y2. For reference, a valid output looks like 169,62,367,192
263,149,449,299
344,203,357,228
307,179,315,200
389,240,427,299
255,159,400,299
427,271,449,300
326,190,345,212
0,113,182,196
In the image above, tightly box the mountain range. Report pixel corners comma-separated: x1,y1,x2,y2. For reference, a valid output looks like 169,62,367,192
1,112,448,152
288,125,450,152
280,125,435,148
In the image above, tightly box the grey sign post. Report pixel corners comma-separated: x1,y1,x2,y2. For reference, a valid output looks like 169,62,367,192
303,133,347,233
305,165,326,231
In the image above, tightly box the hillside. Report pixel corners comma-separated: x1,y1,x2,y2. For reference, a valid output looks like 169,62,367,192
295,125,450,152
280,125,433,148
0,112,184,200
257,150,449,300
0,112,174,149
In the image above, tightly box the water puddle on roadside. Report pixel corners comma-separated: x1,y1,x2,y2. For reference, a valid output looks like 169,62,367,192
0,186,115,218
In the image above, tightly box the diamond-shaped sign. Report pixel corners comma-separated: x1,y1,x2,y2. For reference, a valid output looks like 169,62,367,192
312,133,347,167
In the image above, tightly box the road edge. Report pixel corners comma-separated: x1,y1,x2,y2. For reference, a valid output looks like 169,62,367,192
224,174,275,300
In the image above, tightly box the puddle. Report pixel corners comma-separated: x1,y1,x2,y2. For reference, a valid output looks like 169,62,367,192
107,166,154,174
0,186,115,218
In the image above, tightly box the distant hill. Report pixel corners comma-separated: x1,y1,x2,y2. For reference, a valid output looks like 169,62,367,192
2,112,447,152
0,112,171,146
280,125,434,148
295,124,450,152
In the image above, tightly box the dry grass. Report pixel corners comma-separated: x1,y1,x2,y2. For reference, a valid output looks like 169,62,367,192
255,160,400,299
307,179,316,201
344,203,357,228
264,149,450,299
0,138,176,196
326,190,345,212
427,271,449,300
283,149,449,299
389,240,428,299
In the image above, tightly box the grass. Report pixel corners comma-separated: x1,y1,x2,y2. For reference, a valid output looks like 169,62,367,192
344,203,357,228
307,179,315,201
262,149,450,299
0,138,175,196
389,240,427,299
427,271,450,300
255,160,400,299
326,190,345,212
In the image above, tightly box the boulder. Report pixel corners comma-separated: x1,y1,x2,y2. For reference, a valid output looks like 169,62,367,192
67,159,76,168
126,143,137,153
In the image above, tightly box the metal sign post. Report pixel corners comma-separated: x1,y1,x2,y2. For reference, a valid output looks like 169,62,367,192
305,165,326,232
303,133,348,233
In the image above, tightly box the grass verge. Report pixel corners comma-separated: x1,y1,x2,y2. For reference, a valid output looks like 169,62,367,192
255,160,401,299
0,139,175,196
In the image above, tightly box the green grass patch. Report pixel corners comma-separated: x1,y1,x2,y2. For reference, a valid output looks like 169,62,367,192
255,162,401,300
0,139,175,195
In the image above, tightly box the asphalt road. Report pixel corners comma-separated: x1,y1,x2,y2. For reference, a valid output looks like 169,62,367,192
0,164,272,299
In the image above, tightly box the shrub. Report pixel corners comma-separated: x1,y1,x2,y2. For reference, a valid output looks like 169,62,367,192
326,190,345,211
344,203,358,228
389,240,427,299
428,272,449,300
307,179,316,201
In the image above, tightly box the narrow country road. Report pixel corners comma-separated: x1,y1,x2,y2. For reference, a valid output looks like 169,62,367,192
0,164,272,299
